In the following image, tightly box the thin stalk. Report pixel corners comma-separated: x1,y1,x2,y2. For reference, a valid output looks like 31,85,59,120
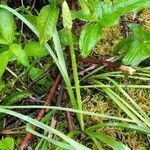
80,66,104,82
73,85,150,89
91,74,150,81
86,122,150,134
52,30,77,109
106,77,150,127
2,106,138,123
68,30,84,130
92,80,143,125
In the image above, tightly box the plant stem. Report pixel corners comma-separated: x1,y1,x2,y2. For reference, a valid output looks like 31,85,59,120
68,30,84,131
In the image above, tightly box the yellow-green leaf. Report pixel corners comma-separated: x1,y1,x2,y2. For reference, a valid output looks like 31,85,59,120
0,137,14,150
9,44,29,67
37,4,59,43
79,23,103,57
24,41,49,57
62,1,72,29
0,50,10,78
0,8,15,45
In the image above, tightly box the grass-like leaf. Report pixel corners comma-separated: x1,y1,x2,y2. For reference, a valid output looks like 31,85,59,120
0,107,90,150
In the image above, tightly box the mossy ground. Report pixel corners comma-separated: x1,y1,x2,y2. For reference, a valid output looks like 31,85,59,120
81,9,150,149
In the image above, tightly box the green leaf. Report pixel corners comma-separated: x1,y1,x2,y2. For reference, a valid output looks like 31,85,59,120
0,50,11,78
121,25,150,66
0,80,5,92
71,10,96,22
0,8,15,45
29,67,44,81
24,14,37,27
86,122,150,134
0,137,14,150
3,91,31,106
96,0,150,26
113,37,133,54
26,124,73,150
79,23,103,57
86,131,103,150
24,41,49,57
0,107,90,150
111,0,150,25
59,29,70,46
71,0,100,22
37,4,59,43
62,1,72,29
79,0,91,15
9,44,29,67
122,41,149,66
90,132,130,150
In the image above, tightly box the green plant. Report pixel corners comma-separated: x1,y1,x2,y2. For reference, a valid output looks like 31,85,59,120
0,0,150,149
0,1,84,131
114,24,150,67
72,0,150,57
0,137,14,150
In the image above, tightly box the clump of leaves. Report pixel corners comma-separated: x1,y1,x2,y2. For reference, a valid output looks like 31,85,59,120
114,24,150,67
72,0,150,57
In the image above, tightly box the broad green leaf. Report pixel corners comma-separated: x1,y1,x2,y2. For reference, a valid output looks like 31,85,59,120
9,44,29,67
95,1,113,24
112,0,150,25
71,0,101,22
0,8,15,45
129,24,150,55
0,137,14,150
37,4,59,43
29,67,44,81
59,29,70,46
29,66,52,85
122,41,149,67
90,132,130,150
113,37,133,54
3,91,31,106
118,25,150,67
79,23,103,57
24,14,37,27
71,10,96,22
79,0,91,15
62,1,72,29
24,41,49,57
96,0,150,26
0,50,11,78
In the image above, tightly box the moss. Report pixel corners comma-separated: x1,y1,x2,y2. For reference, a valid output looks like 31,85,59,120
127,88,150,115
83,94,109,124
94,25,123,56
83,77,150,149
139,9,150,31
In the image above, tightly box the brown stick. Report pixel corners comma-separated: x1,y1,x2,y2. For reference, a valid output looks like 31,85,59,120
66,104,74,131
77,57,135,74
77,57,121,69
121,16,129,38
48,81,65,137
19,74,61,150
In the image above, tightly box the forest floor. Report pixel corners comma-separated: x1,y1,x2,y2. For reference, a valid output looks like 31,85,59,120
0,1,150,150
